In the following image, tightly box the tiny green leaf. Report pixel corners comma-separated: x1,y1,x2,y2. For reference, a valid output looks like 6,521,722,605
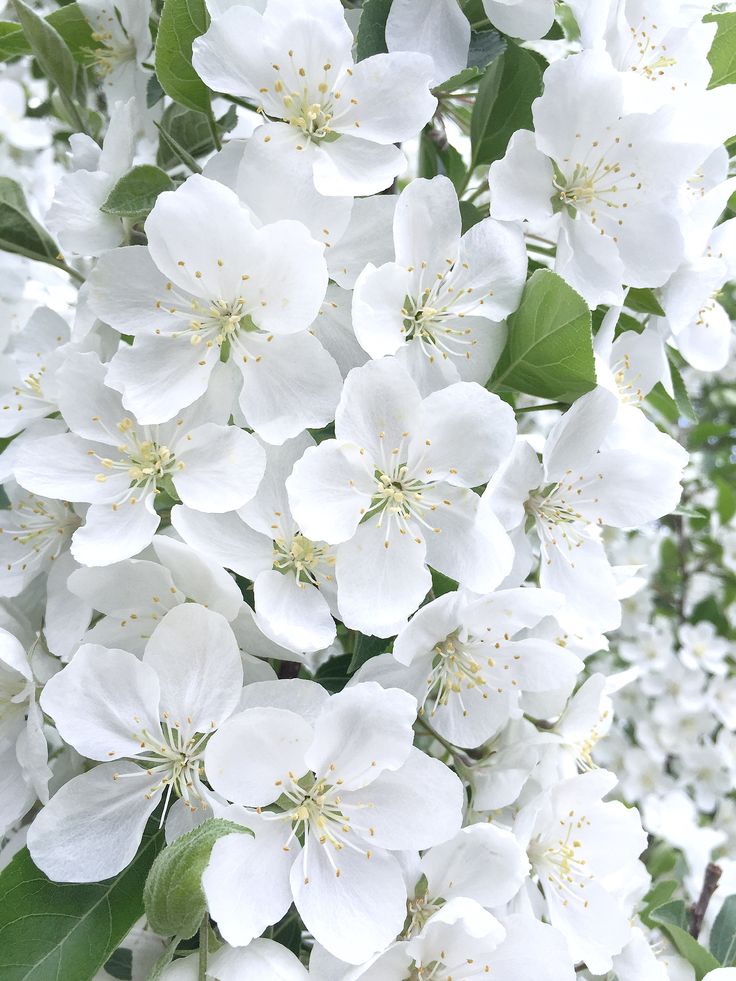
650,902,720,979
101,165,174,220
313,653,353,693
440,29,505,92
144,818,251,939
355,0,392,61
155,0,210,114
706,12,736,89
710,894,736,965
459,200,483,233
10,0,77,102
470,41,542,167
348,633,387,674
625,286,666,318
491,269,596,402
668,359,697,423
0,829,164,981
0,177,61,265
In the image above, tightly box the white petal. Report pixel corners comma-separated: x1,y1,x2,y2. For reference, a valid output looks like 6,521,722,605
306,682,416,788
27,762,160,882
344,747,462,850
205,707,312,806
40,644,162,759
151,535,244,621
291,830,408,964
144,604,243,732
202,814,294,946
313,136,406,197
71,497,160,567
237,331,342,444
254,570,336,654
286,439,373,545
327,195,397,290
336,520,431,637
489,130,555,222
174,423,266,512
170,505,273,580
352,262,411,359
386,0,470,86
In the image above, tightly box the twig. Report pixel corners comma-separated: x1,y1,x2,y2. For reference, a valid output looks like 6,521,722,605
689,862,722,938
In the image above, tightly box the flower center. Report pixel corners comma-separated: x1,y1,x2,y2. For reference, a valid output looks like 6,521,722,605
531,810,594,908
527,472,604,562
91,31,137,77
116,714,214,813
91,418,182,503
272,533,335,586
262,54,346,143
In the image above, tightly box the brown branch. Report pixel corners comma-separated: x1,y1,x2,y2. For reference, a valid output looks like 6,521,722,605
689,862,722,939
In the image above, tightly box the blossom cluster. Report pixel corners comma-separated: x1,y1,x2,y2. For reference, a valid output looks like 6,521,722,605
0,0,734,978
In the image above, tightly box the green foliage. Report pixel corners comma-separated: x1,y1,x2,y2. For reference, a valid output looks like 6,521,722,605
491,269,596,402
0,177,61,266
313,653,354,692
470,41,542,167
0,831,163,981
143,818,251,939
440,29,505,91
10,0,76,96
669,360,697,423
650,901,720,978
711,895,736,966
101,165,174,220
0,4,98,63
431,569,459,598
155,0,210,113
625,286,666,318
640,880,678,929
459,200,483,232
355,0,392,61
156,102,237,169
706,12,736,88
348,633,388,673
418,132,466,190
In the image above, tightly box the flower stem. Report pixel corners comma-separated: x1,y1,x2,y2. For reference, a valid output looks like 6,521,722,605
198,917,208,981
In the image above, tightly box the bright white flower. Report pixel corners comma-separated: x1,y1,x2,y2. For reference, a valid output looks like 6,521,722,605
613,927,670,981
707,677,736,729
386,0,470,88
174,432,338,655
678,621,730,675
354,587,582,748
482,386,688,631
202,680,463,963
489,51,703,306
482,0,555,40
568,0,718,112
79,0,152,119
0,79,50,150
352,175,527,396
0,481,80,597
328,900,575,981
0,627,52,836
27,604,244,881
66,533,244,655
88,175,341,441
14,351,266,566
410,823,530,928
46,100,136,257
550,673,615,774
192,0,437,195
160,938,308,980
517,769,648,974
0,307,71,439
470,717,548,811
286,357,517,636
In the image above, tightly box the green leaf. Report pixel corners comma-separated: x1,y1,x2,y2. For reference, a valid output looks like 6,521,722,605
154,120,203,174
0,177,61,265
348,633,387,673
711,895,736,965
706,12,736,88
47,3,100,64
101,165,174,220
491,269,596,402
156,102,235,169
147,72,165,108
0,830,164,981
431,568,459,598
11,0,77,100
716,476,736,525
668,359,697,423
144,818,251,939
0,21,29,59
650,902,720,979
647,381,679,425
313,653,353,693
440,29,505,91
103,947,133,980
459,200,483,233
641,880,678,929
470,41,542,167
155,0,210,113
625,286,666,317
418,132,466,191
355,0,392,61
